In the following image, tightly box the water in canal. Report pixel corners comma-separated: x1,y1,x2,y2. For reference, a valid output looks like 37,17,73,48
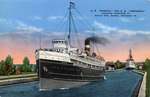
0,70,142,97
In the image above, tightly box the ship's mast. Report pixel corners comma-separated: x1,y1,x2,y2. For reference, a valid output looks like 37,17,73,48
129,49,133,59
68,2,71,46
68,1,75,47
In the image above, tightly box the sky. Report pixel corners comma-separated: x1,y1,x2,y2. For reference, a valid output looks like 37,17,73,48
0,0,150,64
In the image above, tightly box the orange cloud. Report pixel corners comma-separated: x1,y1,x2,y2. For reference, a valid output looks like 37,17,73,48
0,39,36,64
0,37,150,64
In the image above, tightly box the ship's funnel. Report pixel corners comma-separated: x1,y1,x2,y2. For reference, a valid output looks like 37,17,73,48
85,39,91,56
85,36,109,56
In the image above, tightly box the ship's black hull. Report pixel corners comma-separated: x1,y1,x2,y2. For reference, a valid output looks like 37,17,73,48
37,59,105,82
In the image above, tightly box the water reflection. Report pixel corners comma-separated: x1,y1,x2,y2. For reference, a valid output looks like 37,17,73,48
0,70,142,97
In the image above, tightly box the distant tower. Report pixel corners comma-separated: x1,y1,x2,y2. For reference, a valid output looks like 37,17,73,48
126,49,136,70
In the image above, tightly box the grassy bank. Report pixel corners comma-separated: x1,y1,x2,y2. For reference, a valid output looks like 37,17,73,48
146,67,150,97
144,59,150,97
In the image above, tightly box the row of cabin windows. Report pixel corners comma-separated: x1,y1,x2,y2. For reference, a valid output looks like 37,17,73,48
36,48,63,52
41,60,72,65
36,48,66,53
88,64,101,69
53,49,68,53
55,49,64,53
52,41,66,44
72,60,101,69
43,49,65,53
47,65,80,74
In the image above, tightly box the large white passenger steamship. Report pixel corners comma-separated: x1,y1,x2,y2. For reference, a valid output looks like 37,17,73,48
35,1,106,91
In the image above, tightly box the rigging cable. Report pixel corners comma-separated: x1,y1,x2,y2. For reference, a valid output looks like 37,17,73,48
75,9,95,32
53,10,69,40
70,12,82,49
75,9,101,56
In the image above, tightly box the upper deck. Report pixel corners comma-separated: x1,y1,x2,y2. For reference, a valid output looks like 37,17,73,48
52,39,68,49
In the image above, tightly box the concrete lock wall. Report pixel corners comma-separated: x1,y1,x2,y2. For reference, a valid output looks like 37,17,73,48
138,72,147,97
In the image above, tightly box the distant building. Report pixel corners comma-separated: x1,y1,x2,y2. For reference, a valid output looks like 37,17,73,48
106,62,115,71
136,62,144,70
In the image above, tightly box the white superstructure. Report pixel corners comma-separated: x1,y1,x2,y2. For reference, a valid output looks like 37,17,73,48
126,49,136,69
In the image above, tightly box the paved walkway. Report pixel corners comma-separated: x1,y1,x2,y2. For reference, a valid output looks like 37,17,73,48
138,72,147,97
0,73,37,80
0,74,38,86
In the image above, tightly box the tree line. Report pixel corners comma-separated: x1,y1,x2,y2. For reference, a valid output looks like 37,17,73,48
0,55,35,75
106,58,150,69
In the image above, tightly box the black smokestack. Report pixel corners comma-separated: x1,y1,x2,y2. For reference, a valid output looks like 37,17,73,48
84,36,109,56
85,39,90,46
85,39,90,56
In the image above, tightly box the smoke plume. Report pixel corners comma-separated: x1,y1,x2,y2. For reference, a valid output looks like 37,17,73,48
85,36,109,45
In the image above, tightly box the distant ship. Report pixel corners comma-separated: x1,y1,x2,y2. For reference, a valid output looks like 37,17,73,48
126,49,136,70
35,1,106,91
